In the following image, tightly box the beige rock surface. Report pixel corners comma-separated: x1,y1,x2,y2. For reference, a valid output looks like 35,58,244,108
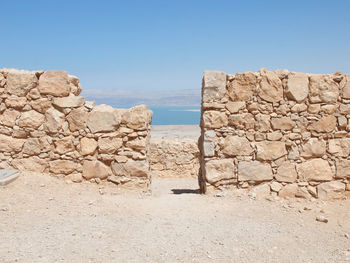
297,159,333,182
238,161,273,182
38,70,70,97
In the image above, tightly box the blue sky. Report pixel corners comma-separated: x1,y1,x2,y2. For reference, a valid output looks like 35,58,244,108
1,0,350,94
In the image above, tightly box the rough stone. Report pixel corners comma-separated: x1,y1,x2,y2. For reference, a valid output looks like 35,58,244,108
225,101,245,113
297,159,333,181
11,156,47,173
49,160,77,175
122,105,152,130
38,70,71,97
328,138,350,157
23,137,51,156
44,108,65,133
317,181,345,200
30,98,52,113
66,107,88,132
341,74,350,99
203,111,228,129
254,114,271,132
222,135,253,156
4,69,38,96
5,96,27,109
275,162,297,183
18,110,45,129
83,160,111,180
336,159,350,178
87,104,122,133
54,136,75,154
258,68,283,103
111,160,149,178
53,94,85,108
0,134,25,152
80,138,98,155
309,74,339,103
202,71,227,103
228,113,254,130
301,138,326,158
238,161,273,182
256,141,287,161
98,137,123,154
307,115,337,133
271,117,295,130
0,109,20,127
204,159,235,184
203,130,216,157
227,72,256,101
286,73,309,102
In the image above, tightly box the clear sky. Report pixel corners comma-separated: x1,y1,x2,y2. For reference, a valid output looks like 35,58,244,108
1,0,350,94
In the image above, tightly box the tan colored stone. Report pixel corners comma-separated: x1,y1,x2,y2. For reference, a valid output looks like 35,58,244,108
256,141,287,161
65,173,83,183
30,98,52,113
341,74,350,99
49,160,77,175
278,184,299,198
221,135,253,156
286,73,309,102
251,184,271,200
5,96,27,109
321,104,338,114
266,132,282,141
203,111,228,129
317,181,345,200
227,72,256,101
307,115,337,133
275,162,297,183
291,103,307,113
309,74,339,103
225,101,245,113
270,181,282,192
122,105,152,130
83,160,111,180
18,110,45,129
271,117,295,130
11,156,47,173
328,138,350,157
335,159,350,178
202,71,227,103
66,107,88,132
4,68,38,96
68,74,82,96
203,130,216,157
38,70,70,97
27,88,41,100
301,138,326,158
307,104,320,114
297,159,333,181
87,104,122,133
80,138,97,155
52,94,85,108
228,113,254,130
0,134,24,152
204,159,235,184
0,109,20,127
23,137,51,155
238,161,273,182
54,136,75,154
258,68,283,103
126,138,146,150
98,137,123,154
111,160,149,178
44,108,65,133
339,104,350,114
254,114,270,132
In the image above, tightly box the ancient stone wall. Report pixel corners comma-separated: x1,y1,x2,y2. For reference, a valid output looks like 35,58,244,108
199,69,350,200
150,138,199,178
0,68,152,190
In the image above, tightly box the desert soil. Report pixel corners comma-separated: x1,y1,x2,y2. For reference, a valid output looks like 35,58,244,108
151,125,200,140
1,172,350,263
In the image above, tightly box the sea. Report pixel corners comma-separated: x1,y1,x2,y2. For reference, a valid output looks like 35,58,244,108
107,105,201,125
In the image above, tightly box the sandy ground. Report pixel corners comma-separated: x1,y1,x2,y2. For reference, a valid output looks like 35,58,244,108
151,125,200,140
1,172,350,263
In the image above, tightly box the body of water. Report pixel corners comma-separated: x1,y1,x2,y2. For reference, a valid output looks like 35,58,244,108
149,106,200,125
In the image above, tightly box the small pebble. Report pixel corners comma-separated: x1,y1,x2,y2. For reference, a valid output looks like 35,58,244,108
316,215,328,223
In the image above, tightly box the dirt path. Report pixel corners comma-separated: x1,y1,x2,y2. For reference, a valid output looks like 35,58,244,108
1,173,350,262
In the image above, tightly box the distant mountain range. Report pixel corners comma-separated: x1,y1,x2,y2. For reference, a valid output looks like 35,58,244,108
81,88,201,107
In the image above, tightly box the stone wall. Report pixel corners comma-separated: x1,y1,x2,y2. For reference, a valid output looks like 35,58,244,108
0,68,152,191
199,69,350,200
150,138,199,178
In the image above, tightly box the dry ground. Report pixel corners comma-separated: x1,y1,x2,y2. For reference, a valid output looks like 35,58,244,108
1,172,350,263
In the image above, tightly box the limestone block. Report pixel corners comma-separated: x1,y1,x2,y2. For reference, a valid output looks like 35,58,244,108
53,94,85,108
286,73,309,102
23,137,51,155
87,104,122,133
278,184,299,198
275,162,297,183
38,70,71,97
98,137,123,154
0,134,25,152
54,136,75,154
225,101,245,113
271,117,295,130
11,156,47,173
4,68,38,96
203,111,228,129
301,138,326,158
202,71,227,103
238,161,273,182
111,160,149,178
222,135,253,156
307,115,337,133
68,74,82,96
83,160,111,179
291,103,307,113
317,181,345,200
66,107,88,132
258,68,283,103
5,95,27,109
328,138,350,157
49,160,77,175
228,113,254,130
204,159,235,184
18,110,45,129
341,74,350,99
251,184,271,200
227,72,256,101
44,108,65,133
254,114,271,132
256,141,287,161
80,138,98,155
307,104,320,114
203,130,216,157
335,159,350,178
297,159,333,181
30,98,52,113
126,138,146,150
0,109,20,127
122,105,152,130
266,132,282,141
309,74,339,103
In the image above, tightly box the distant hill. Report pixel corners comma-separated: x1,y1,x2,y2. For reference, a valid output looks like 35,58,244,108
81,88,201,107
